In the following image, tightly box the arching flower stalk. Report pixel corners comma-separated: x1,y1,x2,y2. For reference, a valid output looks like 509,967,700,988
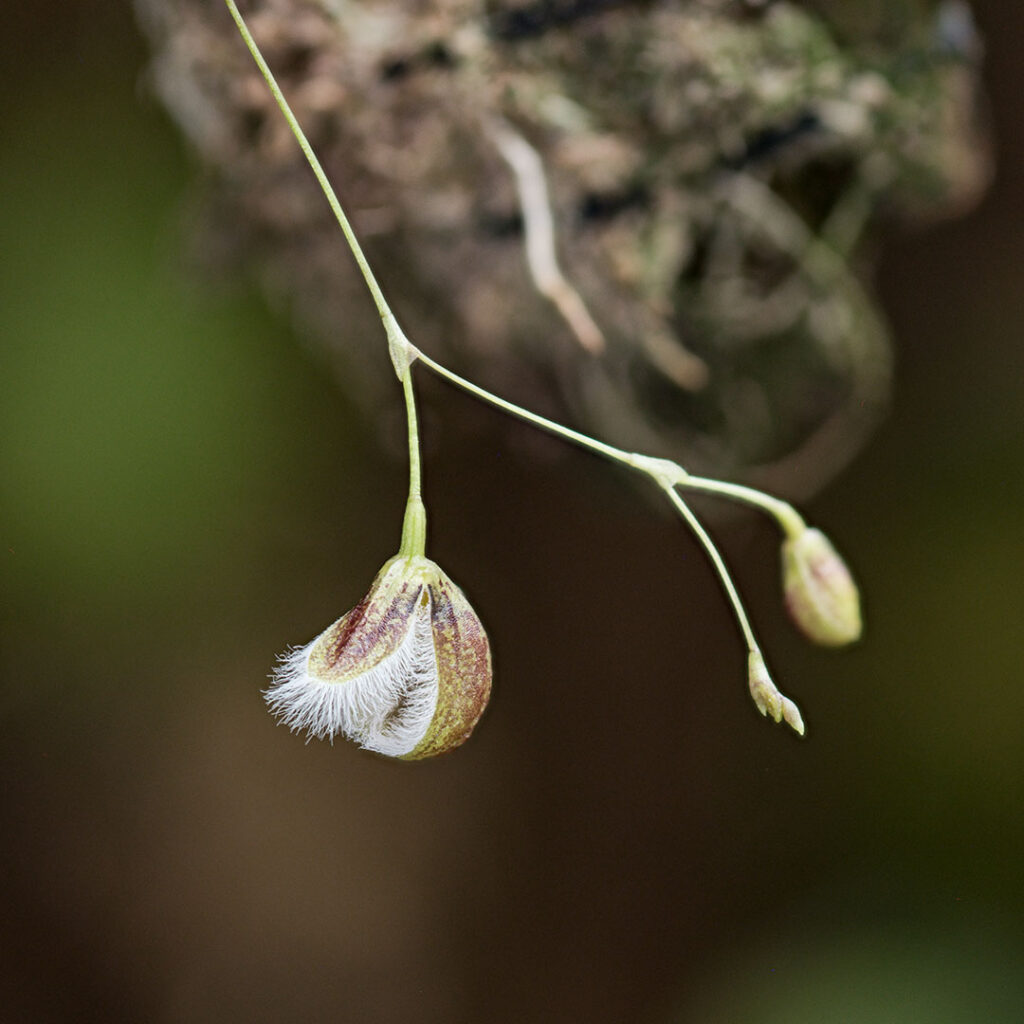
225,0,862,751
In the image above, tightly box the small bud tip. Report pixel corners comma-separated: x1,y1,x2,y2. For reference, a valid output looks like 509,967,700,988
781,696,806,737
748,651,805,736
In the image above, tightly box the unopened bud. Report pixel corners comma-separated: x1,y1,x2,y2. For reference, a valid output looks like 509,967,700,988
782,527,862,647
748,651,805,736
266,555,492,759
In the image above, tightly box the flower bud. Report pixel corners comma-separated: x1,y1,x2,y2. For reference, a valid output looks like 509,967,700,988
782,527,862,647
266,555,492,759
748,651,805,736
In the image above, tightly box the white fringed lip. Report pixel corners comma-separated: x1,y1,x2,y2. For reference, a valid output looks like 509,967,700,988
266,589,439,755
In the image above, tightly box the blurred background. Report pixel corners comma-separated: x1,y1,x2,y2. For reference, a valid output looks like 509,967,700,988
2,2,1023,1022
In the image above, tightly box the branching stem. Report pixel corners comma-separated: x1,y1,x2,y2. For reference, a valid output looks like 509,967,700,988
223,0,822,732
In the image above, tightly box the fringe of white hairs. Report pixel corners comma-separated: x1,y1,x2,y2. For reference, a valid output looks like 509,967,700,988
264,596,440,755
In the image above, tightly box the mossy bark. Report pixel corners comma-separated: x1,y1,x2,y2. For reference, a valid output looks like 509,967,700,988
136,0,989,493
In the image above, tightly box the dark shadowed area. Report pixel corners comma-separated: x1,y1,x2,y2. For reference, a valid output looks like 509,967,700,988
2,2,1023,1022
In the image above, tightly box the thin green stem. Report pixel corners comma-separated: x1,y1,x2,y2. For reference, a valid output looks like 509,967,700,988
662,486,760,654
403,372,422,501
676,476,805,537
223,0,412,378
414,350,636,468
398,371,427,559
